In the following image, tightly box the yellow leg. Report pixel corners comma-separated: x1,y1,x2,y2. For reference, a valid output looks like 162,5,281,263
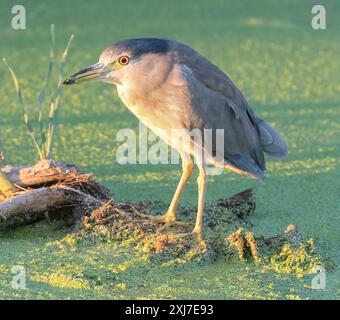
192,165,207,237
134,153,193,230
164,153,193,222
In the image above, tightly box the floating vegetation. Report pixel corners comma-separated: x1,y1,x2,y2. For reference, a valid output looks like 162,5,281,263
44,189,327,276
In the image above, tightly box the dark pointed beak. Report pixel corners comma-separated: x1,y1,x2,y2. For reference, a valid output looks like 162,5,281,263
63,63,109,85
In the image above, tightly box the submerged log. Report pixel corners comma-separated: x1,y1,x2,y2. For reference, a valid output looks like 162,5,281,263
0,161,110,230
0,187,70,228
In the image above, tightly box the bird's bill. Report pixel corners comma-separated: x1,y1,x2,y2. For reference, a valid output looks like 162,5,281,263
63,63,110,85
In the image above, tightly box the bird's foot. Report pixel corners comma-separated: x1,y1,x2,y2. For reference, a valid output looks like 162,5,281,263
158,220,190,232
132,212,190,229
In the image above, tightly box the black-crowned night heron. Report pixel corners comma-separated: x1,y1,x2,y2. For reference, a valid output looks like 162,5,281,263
63,38,288,238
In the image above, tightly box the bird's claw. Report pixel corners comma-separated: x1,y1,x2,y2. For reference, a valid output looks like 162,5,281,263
131,212,200,239
131,212,190,230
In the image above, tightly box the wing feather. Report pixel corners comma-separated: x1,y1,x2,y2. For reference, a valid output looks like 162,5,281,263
173,42,266,180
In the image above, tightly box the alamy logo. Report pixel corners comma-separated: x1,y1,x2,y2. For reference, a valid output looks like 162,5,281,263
115,123,225,175
11,265,26,290
3,4,331,32
311,5,326,30
11,5,26,29
311,265,326,290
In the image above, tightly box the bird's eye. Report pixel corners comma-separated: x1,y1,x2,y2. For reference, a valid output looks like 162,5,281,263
118,56,129,65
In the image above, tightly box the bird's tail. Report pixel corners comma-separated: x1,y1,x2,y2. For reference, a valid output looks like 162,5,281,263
257,120,288,159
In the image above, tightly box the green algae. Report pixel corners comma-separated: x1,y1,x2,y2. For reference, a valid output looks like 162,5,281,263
32,273,90,290
0,220,335,299
41,195,327,280
0,0,339,300
262,239,324,278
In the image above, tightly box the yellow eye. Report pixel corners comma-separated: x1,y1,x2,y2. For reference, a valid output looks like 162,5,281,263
118,56,129,65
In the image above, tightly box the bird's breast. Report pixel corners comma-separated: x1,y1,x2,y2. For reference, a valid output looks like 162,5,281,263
116,81,190,147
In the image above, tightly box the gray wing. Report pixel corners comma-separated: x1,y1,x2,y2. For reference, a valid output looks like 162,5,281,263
173,42,266,180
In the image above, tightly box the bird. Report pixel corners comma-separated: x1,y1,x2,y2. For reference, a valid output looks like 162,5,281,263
63,38,288,239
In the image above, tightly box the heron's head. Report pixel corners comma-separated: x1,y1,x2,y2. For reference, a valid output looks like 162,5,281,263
63,38,172,86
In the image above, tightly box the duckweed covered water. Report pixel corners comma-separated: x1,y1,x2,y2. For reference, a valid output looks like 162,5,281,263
0,0,339,299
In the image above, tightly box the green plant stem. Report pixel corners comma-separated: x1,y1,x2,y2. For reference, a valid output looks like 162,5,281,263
2,25,74,161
